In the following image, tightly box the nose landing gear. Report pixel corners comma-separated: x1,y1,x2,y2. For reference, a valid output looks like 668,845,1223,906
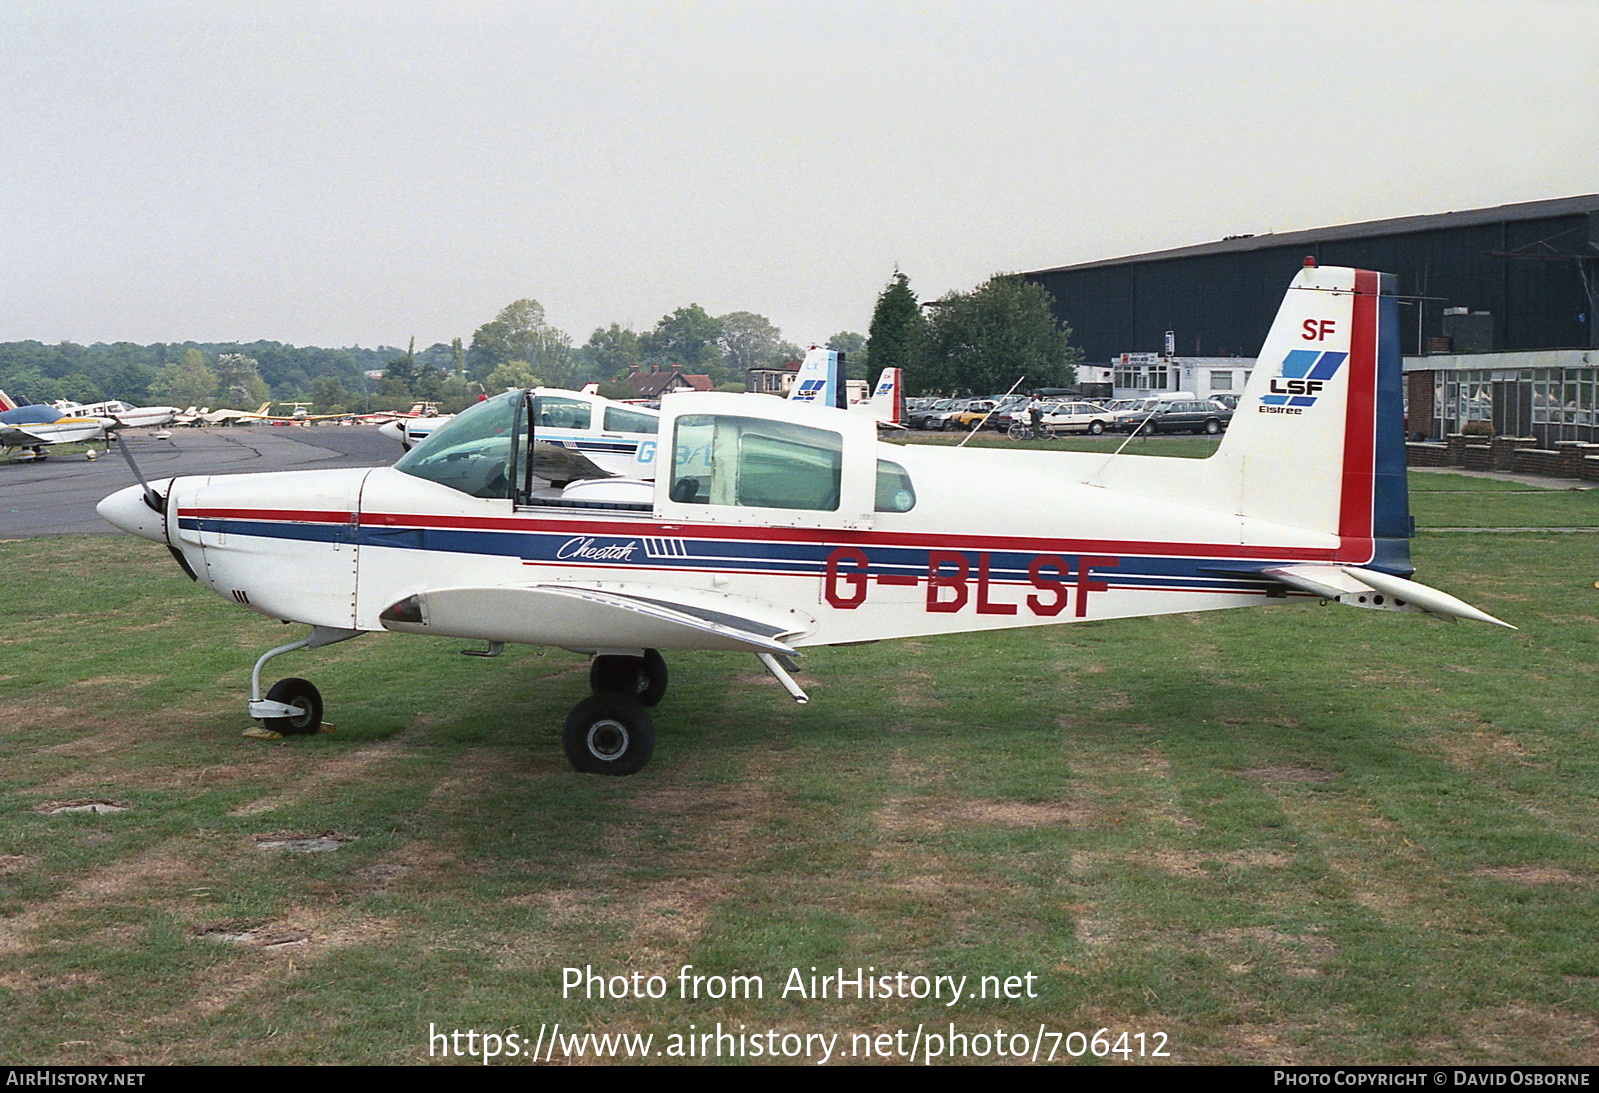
247,626,362,734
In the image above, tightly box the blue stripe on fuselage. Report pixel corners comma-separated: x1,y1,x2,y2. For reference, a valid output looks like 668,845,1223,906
177,514,1304,595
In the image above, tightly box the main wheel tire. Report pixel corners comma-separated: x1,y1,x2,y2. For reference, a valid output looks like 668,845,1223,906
589,649,668,707
562,693,655,776
1088,421,1105,435
263,677,323,736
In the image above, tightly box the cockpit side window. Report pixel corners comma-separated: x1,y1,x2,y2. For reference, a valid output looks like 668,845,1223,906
394,391,518,499
670,414,842,511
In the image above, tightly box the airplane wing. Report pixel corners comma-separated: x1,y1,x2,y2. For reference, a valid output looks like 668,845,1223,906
0,419,105,448
528,440,613,484
377,583,804,654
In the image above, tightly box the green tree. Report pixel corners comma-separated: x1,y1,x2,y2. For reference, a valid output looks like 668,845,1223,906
642,305,724,378
485,359,543,391
468,299,574,385
383,351,420,399
866,272,929,392
311,376,351,414
585,324,643,381
54,372,103,403
148,349,218,406
922,274,1080,396
213,353,271,407
717,311,796,378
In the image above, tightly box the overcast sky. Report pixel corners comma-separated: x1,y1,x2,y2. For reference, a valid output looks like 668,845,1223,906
3,0,1594,352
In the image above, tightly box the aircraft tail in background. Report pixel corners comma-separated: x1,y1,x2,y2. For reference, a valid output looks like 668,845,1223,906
854,367,903,427
787,347,845,409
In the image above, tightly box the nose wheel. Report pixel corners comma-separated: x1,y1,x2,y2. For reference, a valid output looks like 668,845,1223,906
262,677,324,735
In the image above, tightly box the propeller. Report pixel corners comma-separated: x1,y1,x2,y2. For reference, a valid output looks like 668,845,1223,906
112,430,164,513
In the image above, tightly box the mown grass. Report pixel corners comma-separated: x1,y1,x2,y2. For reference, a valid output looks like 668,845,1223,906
1,477,1596,1065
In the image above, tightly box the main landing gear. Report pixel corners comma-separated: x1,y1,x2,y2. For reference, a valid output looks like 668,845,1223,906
564,651,669,776
240,634,804,777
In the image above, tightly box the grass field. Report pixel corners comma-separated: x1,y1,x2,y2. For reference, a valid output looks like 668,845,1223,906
1,472,1596,1065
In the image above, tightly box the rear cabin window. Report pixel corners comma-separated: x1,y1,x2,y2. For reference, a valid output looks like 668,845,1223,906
671,415,842,511
603,405,658,433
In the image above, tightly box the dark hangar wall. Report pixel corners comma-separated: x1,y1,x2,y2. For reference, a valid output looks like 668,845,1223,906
1025,201,1599,363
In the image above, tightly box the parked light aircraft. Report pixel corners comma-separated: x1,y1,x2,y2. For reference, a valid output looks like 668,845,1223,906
1,393,107,460
54,398,181,430
379,387,662,477
98,263,1510,775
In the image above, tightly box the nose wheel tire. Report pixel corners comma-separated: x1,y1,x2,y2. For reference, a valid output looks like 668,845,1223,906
563,693,655,776
263,677,323,735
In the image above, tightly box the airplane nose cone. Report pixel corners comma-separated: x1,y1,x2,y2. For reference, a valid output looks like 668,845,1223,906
97,483,167,544
378,420,404,444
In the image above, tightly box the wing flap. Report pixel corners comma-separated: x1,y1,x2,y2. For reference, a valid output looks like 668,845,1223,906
379,583,801,653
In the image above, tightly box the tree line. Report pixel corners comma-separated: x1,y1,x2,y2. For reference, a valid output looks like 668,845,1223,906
866,271,1081,397
0,272,1078,413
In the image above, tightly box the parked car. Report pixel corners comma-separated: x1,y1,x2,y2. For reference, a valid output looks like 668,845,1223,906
941,399,998,431
908,398,957,430
1116,398,1233,435
1007,400,1117,435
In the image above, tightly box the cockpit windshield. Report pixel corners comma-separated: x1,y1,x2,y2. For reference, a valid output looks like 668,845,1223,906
394,391,518,498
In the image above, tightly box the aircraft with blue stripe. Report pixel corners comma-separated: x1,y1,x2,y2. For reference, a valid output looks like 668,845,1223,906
379,384,660,479
98,261,1509,776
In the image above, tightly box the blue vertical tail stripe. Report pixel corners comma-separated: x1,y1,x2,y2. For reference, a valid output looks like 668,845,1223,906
1370,274,1411,552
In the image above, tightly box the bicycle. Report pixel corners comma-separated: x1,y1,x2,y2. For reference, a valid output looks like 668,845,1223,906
1006,419,1057,441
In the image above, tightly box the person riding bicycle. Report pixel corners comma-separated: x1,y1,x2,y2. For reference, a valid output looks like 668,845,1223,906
1027,395,1046,439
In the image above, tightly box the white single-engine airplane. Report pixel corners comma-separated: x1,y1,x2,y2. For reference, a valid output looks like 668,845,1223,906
98,262,1510,775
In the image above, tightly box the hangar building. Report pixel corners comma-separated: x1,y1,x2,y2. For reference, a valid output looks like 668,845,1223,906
1023,194,1599,443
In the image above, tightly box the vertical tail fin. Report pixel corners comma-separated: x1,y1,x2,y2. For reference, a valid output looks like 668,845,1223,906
1213,261,1410,569
0,390,15,413
855,367,904,426
788,347,844,409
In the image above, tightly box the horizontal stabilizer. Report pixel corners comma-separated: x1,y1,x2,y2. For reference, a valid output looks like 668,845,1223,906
1342,567,1515,629
380,583,802,653
1260,564,1514,629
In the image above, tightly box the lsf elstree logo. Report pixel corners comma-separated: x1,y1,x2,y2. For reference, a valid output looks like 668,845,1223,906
1262,350,1348,409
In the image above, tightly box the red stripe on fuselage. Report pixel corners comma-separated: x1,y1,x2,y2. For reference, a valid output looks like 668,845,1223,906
183,505,1368,565
1338,270,1379,541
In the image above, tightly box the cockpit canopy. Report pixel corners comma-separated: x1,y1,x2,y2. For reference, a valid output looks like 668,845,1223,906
394,388,914,519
